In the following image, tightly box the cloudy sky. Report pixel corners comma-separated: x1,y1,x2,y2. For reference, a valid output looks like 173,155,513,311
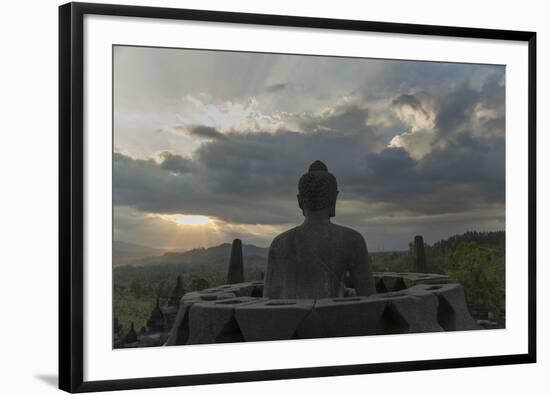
113,45,505,251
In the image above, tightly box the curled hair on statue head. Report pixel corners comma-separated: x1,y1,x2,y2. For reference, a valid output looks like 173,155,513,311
298,160,338,216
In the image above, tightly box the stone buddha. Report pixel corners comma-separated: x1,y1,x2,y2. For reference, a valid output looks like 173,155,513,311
263,160,375,299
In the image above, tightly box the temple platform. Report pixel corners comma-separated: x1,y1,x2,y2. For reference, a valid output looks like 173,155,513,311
164,272,479,346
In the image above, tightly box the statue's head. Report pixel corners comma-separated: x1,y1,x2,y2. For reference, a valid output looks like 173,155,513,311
297,160,339,217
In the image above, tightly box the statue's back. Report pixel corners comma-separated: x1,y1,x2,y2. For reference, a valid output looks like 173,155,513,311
264,223,361,299
262,160,375,299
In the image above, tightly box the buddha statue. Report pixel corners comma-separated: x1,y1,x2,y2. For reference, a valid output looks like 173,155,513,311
263,160,375,299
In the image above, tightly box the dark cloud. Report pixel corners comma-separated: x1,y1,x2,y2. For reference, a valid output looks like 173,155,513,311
159,152,195,174
362,60,503,96
392,94,424,112
436,83,480,136
166,124,227,140
365,137,504,214
479,71,505,106
114,124,504,227
264,83,287,93
318,104,368,133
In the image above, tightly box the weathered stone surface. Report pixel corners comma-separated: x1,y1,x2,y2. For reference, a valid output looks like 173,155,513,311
206,281,263,297
405,289,444,332
227,239,244,284
160,304,178,329
166,275,185,307
305,297,387,338
295,310,325,339
164,272,478,346
264,161,375,299
184,287,237,301
196,291,235,301
412,283,478,331
235,299,314,341
374,272,453,290
187,297,259,344
163,299,195,346
375,274,408,293
180,292,202,302
369,289,444,334
164,291,238,346
407,274,455,286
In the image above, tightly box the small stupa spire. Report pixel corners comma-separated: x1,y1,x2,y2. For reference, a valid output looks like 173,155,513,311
227,238,244,284
123,321,138,344
167,274,185,307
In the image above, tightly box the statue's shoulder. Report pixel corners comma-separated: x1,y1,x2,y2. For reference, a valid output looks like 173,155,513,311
269,227,299,248
330,223,366,245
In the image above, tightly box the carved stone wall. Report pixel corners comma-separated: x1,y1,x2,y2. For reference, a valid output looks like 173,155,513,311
164,273,478,346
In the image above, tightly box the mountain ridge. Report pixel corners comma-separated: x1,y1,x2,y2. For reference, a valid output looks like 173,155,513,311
113,240,268,268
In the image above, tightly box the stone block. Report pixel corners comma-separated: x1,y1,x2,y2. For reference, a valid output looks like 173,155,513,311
187,297,260,344
380,274,407,292
197,292,236,301
163,299,196,346
373,272,453,290
210,282,257,297
235,299,314,341
164,290,237,346
399,273,444,287
303,297,387,338
398,288,443,332
412,283,478,331
295,309,325,339
371,290,443,334
370,292,414,334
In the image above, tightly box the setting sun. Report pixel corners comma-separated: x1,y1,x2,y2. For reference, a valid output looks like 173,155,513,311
170,214,211,226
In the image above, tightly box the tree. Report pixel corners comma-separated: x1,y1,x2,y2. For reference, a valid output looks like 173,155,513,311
189,277,210,291
447,242,505,316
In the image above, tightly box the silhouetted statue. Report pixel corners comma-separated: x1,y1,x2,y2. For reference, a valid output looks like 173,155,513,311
227,238,244,284
413,235,428,273
264,160,375,299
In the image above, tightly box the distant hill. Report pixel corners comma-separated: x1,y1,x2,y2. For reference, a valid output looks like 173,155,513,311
114,241,268,269
113,242,269,287
113,240,166,266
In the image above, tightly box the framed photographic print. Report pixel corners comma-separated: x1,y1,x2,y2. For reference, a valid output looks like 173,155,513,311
59,2,536,393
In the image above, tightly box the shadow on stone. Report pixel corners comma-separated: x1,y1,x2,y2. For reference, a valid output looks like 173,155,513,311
174,307,191,345
377,305,410,334
250,287,263,297
295,310,326,339
215,316,245,343
383,277,407,292
376,278,388,293
437,295,457,330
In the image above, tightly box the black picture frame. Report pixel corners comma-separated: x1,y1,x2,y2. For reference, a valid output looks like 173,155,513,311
59,2,537,392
